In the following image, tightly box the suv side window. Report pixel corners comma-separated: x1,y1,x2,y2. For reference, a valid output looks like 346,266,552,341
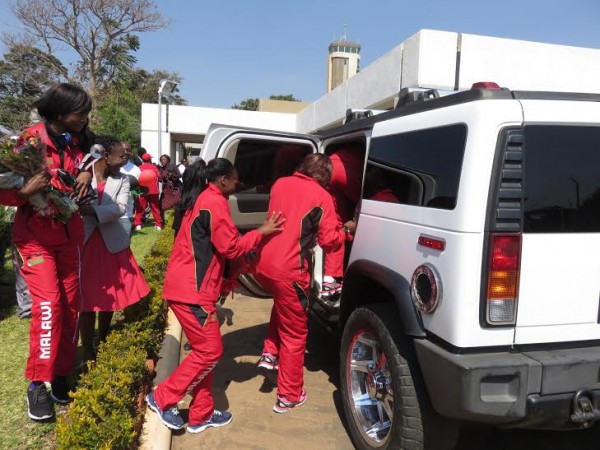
365,124,467,209
524,125,600,232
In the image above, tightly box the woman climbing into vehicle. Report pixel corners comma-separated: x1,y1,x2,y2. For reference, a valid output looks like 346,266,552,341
146,157,284,433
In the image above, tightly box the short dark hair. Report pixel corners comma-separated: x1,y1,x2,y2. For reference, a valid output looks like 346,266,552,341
160,154,171,163
95,135,122,154
34,83,92,121
296,153,333,188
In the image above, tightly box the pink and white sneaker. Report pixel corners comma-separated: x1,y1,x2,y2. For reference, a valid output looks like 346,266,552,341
273,389,307,414
258,353,279,371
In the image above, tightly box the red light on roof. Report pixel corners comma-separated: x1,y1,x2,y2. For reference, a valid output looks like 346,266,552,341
418,235,445,251
471,81,501,90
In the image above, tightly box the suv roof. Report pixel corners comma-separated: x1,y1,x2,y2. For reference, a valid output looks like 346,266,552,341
316,88,600,138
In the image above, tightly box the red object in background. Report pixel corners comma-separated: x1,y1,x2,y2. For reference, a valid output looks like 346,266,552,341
138,169,158,188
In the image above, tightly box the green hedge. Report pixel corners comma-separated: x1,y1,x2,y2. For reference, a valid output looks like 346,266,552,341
0,206,14,270
56,227,174,449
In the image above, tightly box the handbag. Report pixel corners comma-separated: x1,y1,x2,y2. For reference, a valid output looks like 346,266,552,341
160,180,182,210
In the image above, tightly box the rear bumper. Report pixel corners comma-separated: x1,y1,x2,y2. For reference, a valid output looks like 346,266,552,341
414,339,600,429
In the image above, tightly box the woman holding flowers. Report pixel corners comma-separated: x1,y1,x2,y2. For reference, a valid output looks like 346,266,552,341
0,83,93,421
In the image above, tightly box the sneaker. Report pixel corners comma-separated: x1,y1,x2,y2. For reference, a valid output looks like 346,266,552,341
155,226,162,231
27,384,54,421
187,410,232,434
50,377,71,404
258,353,279,371
273,389,307,414
145,391,184,430
320,281,342,298
135,225,142,231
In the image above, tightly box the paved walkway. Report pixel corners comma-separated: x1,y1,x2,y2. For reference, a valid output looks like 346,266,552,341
170,292,354,450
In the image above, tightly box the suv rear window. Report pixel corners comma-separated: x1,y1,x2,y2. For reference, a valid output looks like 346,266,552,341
524,125,600,233
366,124,467,210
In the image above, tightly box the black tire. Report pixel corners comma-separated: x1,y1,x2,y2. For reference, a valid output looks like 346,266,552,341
340,303,458,450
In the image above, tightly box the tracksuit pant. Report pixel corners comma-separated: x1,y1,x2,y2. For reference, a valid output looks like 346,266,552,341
15,240,81,382
12,244,32,318
154,301,223,425
256,274,310,402
134,194,163,228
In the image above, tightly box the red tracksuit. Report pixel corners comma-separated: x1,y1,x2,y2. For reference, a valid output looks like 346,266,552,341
0,122,85,382
134,162,163,228
256,172,346,401
154,183,264,424
325,148,364,277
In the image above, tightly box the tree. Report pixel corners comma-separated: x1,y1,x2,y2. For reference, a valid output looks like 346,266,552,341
8,0,169,100
0,43,65,130
269,94,301,102
232,98,259,111
232,94,302,111
94,68,186,141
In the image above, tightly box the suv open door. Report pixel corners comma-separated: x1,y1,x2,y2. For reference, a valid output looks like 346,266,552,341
200,123,320,296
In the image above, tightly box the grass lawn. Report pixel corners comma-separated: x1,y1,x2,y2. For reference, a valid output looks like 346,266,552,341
0,224,163,449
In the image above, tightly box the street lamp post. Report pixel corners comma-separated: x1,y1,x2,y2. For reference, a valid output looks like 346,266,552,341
157,79,178,157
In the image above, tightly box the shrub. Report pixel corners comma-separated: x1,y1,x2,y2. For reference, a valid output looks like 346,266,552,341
0,206,14,270
56,227,174,450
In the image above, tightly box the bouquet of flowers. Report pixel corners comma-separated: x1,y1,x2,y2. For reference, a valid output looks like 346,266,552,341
0,131,79,223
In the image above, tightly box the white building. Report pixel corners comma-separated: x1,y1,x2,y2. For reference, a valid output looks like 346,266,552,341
141,29,600,162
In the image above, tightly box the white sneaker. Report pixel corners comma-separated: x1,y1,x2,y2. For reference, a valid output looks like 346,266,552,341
155,226,162,231
135,225,142,231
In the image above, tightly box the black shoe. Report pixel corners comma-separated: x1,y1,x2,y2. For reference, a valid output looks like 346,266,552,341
50,377,71,404
27,384,54,421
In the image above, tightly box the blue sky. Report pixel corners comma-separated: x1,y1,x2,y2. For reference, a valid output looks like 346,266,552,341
1,0,599,108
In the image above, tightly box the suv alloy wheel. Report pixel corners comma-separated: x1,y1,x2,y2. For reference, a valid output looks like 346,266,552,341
340,304,458,450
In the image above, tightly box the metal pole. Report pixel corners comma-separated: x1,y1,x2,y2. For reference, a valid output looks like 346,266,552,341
157,91,162,155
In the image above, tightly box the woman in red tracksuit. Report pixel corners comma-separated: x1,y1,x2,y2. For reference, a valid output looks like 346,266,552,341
145,157,283,433
0,83,93,421
255,153,355,413
134,153,163,230
322,145,364,298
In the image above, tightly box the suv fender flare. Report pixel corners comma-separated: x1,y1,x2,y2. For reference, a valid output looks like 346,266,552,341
341,259,426,337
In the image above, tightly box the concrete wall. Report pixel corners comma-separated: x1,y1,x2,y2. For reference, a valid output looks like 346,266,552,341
457,33,600,92
257,98,310,113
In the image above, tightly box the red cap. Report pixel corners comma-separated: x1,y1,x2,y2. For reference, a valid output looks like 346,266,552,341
141,153,152,162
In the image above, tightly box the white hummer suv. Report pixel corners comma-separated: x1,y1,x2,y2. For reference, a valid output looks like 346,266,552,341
200,84,600,450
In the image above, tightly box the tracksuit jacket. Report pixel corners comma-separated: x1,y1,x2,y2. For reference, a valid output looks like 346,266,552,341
256,172,346,283
0,122,85,382
256,172,346,402
155,183,265,424
162,183,263,305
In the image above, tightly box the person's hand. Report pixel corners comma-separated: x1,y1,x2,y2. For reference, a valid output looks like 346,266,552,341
257,211,285,236
75,171,92,200
17,171,50,199
343,219,357,234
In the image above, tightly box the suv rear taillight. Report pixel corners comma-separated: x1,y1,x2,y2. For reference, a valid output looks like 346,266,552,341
486,234,521,325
